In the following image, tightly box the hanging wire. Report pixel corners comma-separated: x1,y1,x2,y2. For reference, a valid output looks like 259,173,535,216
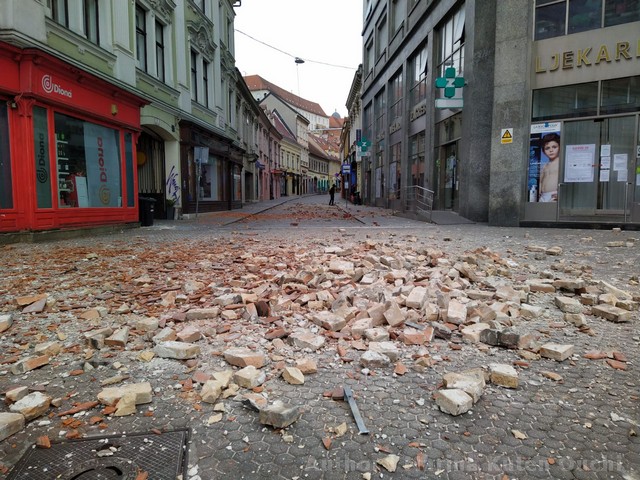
236,29,357,70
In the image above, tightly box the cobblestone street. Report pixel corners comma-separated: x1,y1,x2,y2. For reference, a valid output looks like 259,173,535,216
1,195,639,480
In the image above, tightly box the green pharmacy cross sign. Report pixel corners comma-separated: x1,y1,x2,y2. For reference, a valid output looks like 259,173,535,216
357,138,371,152
435,67,464,109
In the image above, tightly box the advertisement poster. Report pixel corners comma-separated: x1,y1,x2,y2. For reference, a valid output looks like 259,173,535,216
528,122,561,202
84,123,121,207
564,144,596,183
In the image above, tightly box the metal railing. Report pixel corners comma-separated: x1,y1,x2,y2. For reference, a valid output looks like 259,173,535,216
403,185,435,222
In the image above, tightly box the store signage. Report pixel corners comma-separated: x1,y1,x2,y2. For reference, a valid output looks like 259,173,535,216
435,67,464,109
41,74,73,98
535,39,640,73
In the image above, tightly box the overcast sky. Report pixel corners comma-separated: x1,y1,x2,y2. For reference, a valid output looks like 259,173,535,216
233,0,363,118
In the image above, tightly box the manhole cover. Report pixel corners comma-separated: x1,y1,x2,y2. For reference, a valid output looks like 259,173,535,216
7,429,189,480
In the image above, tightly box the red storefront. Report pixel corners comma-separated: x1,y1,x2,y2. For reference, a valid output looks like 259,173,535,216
0,43,147,233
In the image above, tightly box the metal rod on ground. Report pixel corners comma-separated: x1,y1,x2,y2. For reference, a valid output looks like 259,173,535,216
343,386,369,435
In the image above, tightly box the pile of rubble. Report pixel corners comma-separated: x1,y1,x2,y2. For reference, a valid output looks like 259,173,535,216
0,235,638,457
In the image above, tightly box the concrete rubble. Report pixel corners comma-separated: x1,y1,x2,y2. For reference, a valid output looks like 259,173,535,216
0,230,638,475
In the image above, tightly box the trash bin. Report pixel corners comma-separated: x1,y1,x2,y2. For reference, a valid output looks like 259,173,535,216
138,197,156,226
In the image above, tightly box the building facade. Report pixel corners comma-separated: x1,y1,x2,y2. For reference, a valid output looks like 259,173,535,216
359,0,640,227
0,1,150,232
0,0,267,233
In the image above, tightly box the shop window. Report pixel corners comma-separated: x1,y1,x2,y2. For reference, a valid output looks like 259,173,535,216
54,112,122,208
33,107,52,209
601,76,640,114
84,0,99,45
135,4,148,72
532,82,598,120
0,104,13,209
568,0,602,34
389,143,401,199
124,133,135,207
408,132,425,188
605,0,640,26
233,165,242,201
199,156,226,201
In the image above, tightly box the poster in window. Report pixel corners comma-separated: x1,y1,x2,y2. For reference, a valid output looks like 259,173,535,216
564,144,595,183
84,123,121,207
528,122,561,202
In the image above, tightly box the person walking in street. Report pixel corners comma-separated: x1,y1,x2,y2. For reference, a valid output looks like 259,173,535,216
329,184,336,205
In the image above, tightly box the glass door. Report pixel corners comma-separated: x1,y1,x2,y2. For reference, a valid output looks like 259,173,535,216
633,119,640,222
559,116,635,221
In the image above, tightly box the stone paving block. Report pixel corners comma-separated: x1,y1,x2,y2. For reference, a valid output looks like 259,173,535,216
154,341,201,360
295,358,317,374
259,400,301,428
368,341,400,361
9,392,51,421
105,327,129,347
553,278,586,292
177,326,202,343
591,304,632,323
565,312,587,327
98,382,152,406
153,327,177,343
434,389,473,416
498,327,535,349
540,343,574,361
311,311,347,331
554,296,583,314
201,380,224,404
360,350,390,368
519,303,543,319
405,286,427,309
6,386,29,402
446,299,468,325
224,347,267,368
289,331,325,351
527,281,556,293
34,341,62,357
0,413,25,442
364,327,389,342
11,355,50,375
0,313,13,333
489,363,519,388
461,323,490,343
114,392,137,416
233,366,266,388
479,328,501,346
351,318,373,339
185,307,220,320
282,367,305,385
383,301,406,327
136,317,159,332
442,373,484,403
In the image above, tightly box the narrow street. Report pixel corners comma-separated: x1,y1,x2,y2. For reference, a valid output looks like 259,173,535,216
1,195,639,480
